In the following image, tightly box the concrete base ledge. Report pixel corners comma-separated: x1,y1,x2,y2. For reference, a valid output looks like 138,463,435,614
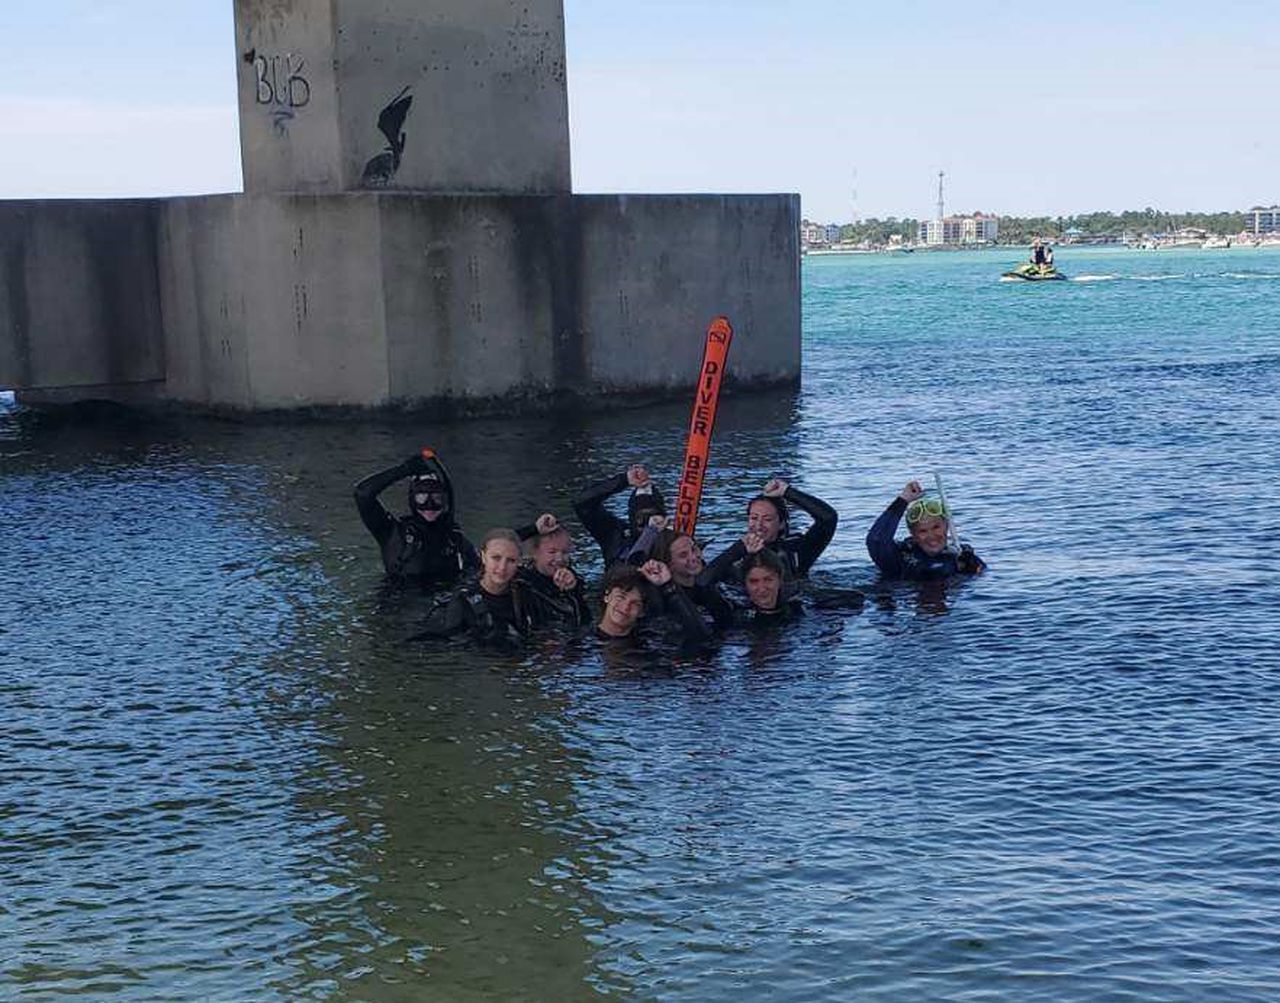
3,191,800,412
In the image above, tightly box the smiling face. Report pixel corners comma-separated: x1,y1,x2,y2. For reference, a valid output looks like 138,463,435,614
480,538,521,592
531,529,573,578
747,499,783,544
744,565,782,611
666,535,704,586
909,514,949,557
601,586,645,635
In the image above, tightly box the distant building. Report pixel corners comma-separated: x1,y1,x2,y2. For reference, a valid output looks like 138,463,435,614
824,223,842,245
1246,206,1280,236
800,220,826,247
918,212,999,246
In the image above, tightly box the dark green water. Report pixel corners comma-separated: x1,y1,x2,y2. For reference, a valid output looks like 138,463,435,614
3,246,1280,1000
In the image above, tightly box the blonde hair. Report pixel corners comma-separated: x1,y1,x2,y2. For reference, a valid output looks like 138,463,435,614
480,528,521,551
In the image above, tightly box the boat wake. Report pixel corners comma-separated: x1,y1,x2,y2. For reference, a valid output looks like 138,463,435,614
1071,274,1117,283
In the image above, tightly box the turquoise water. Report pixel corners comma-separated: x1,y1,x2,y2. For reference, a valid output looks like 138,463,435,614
3,245,1280,999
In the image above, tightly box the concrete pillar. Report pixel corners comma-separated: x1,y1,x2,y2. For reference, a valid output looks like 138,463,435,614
233,0,571,196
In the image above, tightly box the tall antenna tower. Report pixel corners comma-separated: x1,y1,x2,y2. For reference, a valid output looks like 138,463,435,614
851,168,860,225
936,170,945,221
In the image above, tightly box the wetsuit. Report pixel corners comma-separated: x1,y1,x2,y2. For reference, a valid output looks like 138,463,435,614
514,565,592,628
661,579,734,632
737,597,805,627
865,497,986,581
646,581,716,644
573,472,664,567
354,455,478,589
510,522,593,628
1032,244,1046,266
698,486,838,587
415,578,538,645
759,486,838,578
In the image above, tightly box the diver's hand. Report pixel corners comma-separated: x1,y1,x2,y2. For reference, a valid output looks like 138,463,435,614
762,478,788,498
639,560,671,587
899,480,924,503
627,465,651,489
552,567,577,591
647,514,669,530
957,545,984,575
535,513,558,535
742,531,765,554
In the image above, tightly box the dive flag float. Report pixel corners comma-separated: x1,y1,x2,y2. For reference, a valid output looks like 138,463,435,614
674,316,734,537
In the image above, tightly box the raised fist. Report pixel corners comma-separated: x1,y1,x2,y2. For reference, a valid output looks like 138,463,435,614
762,478,788,498
627,464,651,488
639,559,672,587
899,480,924,503
535,513,558,535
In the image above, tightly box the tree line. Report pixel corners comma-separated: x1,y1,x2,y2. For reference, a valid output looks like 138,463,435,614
835,209,1249,245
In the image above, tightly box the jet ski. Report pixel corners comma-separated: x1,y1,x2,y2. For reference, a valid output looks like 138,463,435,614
1001,262,1067,282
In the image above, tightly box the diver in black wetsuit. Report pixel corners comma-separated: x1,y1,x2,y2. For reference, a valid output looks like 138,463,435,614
866,479,985,581
415,528,538,645
701,538,863,627
353,448,478,589
701,477,838,584
573,464,667,567
513,514,592,629
651,528,735,629
1031,239,1047,267
595,561,713,646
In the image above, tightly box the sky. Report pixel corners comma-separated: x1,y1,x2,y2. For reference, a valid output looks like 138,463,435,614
2,1,1276,221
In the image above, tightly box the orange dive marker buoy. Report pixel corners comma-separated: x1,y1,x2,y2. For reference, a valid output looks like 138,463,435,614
674,316,734,537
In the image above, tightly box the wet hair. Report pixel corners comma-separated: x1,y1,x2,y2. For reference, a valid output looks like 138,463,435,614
627,486,666,534
741,547,787,582
601,563,647,601
651,528,694,566
480,528,521,552
747,494,789,534
526,525,572,556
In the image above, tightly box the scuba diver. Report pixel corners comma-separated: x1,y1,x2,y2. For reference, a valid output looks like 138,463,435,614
650,528,735,628
1031,239,1047,268
701,542,802,625
701,534,862,626
415,528,539,645
701,477,838,583
514,514,592,628
866,479,986,581
573,464,667,567
353,448,478,589
595,560,712,645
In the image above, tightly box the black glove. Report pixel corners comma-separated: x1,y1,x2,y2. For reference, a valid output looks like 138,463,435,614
956,544,983,575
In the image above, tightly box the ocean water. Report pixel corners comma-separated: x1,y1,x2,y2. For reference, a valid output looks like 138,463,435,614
3,245,1280,1000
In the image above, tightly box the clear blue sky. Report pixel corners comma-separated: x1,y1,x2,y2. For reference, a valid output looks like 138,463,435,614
2,1,1276,220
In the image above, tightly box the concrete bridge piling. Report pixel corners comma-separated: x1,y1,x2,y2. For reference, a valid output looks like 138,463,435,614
1,1,800,412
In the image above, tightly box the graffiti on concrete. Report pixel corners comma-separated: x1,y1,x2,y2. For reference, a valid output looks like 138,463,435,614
360,87,414,187
243,48,312,135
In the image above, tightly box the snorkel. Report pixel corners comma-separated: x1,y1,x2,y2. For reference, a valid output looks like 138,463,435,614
932,471,962,553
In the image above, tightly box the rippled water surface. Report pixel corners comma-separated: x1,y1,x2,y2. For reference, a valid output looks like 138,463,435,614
4,246,1280,1000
